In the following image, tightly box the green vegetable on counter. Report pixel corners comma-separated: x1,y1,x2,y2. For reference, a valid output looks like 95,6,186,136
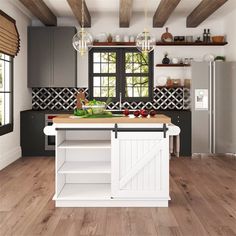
73,109,87,116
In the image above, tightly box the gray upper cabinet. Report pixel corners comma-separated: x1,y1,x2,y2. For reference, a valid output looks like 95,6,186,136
28,27,52,87
53,28,77,87
28,27,77,88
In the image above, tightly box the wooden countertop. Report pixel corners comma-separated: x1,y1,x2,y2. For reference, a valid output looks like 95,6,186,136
53,114,171,124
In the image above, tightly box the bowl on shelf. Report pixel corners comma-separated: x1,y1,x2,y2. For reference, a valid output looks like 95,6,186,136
95,33,108,42
212,36,225,43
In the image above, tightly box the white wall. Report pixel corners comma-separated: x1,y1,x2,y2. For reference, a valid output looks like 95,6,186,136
0,0,31,170
224,8,236,61
45,13,226,87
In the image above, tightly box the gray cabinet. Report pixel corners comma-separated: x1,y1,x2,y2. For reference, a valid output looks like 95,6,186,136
28,27,77,88
28,27,52,87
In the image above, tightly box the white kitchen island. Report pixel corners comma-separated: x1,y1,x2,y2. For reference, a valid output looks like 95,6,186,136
44,115,180,207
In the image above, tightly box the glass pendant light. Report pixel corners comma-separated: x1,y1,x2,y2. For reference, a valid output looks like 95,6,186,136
136,0,155,54
72,0,93,56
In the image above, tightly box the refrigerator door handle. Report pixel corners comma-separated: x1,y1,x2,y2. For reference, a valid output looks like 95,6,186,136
212,62,216,153
209,62,212,153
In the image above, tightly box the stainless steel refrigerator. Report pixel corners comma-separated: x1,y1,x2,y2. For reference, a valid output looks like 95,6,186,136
191,61,236,154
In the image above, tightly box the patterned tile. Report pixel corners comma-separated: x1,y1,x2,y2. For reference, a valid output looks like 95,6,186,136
32,87,190,111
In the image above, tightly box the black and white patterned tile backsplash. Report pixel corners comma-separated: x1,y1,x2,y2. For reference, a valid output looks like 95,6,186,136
32,87,190,111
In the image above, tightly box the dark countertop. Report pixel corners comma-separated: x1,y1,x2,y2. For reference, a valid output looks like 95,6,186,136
21,109,191,114
21,109,73,114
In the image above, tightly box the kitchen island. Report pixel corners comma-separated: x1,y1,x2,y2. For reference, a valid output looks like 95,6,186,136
44,115,180,207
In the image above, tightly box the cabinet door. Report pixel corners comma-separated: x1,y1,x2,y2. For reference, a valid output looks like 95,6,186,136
111,132,169,198
28,27,52,87
178,112,191,156
53,27,77,87
20,111,55,156
158,111,191,156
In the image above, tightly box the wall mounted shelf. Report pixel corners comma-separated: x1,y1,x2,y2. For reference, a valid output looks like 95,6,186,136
156,42,228,46
156,86,190,89
93,42,135,46
93,42,228,47
156,64,190,67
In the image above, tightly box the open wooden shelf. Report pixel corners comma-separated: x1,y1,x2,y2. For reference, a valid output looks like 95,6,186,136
93,42,135,46
156,42,228,46
58,140,111,149
156,85,190,89
57,183,111,200
93,42,228,47
156,64,190,67
58,162,111,174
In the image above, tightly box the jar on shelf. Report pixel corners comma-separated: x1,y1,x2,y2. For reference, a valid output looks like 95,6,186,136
162,53,170,64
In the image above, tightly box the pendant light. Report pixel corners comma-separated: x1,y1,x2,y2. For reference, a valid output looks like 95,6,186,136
136,0,155,54
72,0,93,56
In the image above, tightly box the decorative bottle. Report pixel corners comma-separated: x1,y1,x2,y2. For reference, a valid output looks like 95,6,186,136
203,29,207,43
207,29,211,43
162,53,170,64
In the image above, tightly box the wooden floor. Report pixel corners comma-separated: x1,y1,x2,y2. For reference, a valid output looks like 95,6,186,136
0,156,236,236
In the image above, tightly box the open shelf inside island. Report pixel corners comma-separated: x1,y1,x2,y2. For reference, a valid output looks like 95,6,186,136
58,161,111,174
58,140,111,149
57,183,111,200
55,130,111,201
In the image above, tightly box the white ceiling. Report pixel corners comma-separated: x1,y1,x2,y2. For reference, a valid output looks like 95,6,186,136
43,0,236,17
43,0,202,16
15,0,236,21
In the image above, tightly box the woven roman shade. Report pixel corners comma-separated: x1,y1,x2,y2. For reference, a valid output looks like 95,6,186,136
0,10,20,57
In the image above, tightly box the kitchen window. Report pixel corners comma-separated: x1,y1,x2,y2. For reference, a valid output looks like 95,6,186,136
89,48,153,102
0,53,13,136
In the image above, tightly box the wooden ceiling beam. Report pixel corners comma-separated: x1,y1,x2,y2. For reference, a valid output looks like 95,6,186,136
153,0,181,27
19,0,57,26
187,0,228,27
67,0,91,28
119,0,133,27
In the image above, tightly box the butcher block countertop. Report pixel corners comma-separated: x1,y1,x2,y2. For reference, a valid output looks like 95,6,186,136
53,114,171,124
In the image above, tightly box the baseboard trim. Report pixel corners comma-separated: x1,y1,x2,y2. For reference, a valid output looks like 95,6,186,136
191,153,236,159
0,146,22,170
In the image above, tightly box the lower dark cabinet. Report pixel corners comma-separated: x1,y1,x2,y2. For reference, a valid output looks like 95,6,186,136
159,110,191,157
20,109,191,157
20,110,55,157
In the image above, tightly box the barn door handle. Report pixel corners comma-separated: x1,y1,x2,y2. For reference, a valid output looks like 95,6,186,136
113,124,168,139
114,123,118,139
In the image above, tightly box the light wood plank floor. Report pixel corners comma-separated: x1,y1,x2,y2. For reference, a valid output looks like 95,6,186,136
0,156,236,236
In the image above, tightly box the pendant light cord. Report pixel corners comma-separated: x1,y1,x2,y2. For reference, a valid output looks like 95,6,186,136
82,0,84,29
144,0,148,30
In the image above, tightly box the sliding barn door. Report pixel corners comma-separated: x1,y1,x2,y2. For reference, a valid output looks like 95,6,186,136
111,132,169,199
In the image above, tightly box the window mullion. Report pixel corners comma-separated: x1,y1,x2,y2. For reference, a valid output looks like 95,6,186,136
119,49,125,99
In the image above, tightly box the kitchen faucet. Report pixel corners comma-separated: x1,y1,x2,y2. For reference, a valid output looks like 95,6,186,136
119,92,122,111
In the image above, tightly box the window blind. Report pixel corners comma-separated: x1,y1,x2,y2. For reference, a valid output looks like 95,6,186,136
0,10,20,57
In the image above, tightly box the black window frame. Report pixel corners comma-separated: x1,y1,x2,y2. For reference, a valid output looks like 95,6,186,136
0,54,13,136
89,47,153,102
89,48,119,101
